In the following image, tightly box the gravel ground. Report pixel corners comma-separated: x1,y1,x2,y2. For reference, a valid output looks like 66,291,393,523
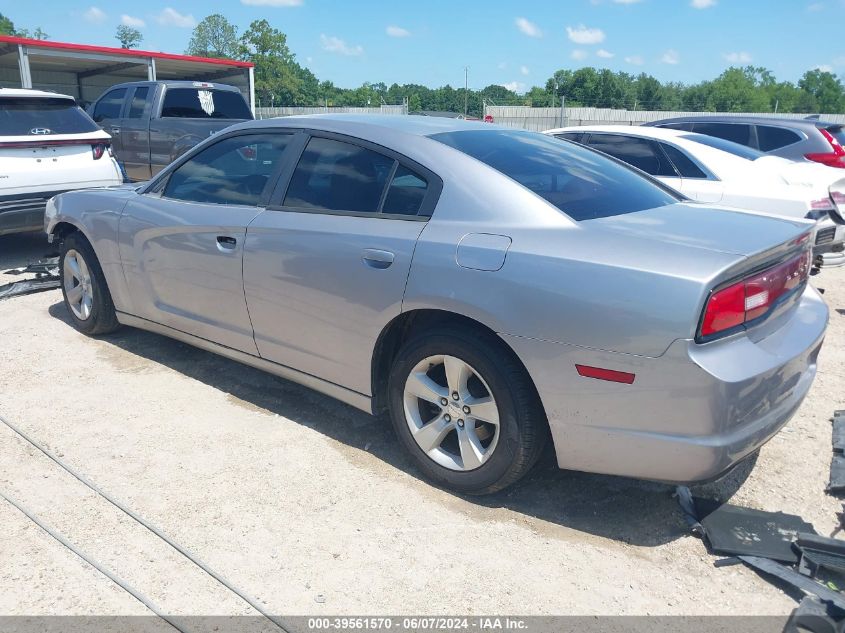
1,230,844,617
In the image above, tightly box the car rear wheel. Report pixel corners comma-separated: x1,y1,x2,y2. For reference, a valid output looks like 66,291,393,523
60,232,120,335
388,326,547,495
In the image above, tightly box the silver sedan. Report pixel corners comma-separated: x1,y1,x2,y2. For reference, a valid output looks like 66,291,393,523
45,115,829,494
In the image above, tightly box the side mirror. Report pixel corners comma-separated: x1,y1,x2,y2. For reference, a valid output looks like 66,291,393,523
828,179,845,225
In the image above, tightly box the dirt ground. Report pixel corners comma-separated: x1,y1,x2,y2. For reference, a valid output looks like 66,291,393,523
1,230,844,617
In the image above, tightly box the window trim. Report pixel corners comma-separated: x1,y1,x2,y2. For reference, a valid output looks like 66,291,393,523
265,129,443,222
142,128,298,209
125,86,151,121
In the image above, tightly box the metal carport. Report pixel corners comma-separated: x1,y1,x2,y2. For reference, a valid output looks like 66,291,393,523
0,35,255,113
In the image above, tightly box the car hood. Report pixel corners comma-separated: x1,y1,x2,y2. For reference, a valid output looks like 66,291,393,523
588,202,813,257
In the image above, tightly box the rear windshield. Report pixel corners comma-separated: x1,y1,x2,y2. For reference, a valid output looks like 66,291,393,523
681,133,764,160
161,88,252,119
0,97,99,136
430,129,679,221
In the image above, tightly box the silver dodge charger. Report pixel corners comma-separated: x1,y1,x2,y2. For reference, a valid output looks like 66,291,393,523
45,115,829,494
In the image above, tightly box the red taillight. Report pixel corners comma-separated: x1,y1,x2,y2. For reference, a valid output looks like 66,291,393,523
699,249,812,339
91,143,108,160
805,129,845,167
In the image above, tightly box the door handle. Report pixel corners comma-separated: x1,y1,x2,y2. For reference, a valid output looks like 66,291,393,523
217,235,237,251
362,248,395,269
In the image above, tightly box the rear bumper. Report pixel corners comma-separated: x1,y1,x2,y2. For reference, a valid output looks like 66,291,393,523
0,191,65,236
502,285,829,483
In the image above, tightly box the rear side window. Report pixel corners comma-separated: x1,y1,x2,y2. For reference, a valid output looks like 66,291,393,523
584,134,677,177
659,143,709,179
756,125,802,152
284,137,395,213
692,122,753,147
163,133,291,206
431,129,679,221
383,165,429,215
0,97,99,135
92,89,127,122
161,88,252,119
126,87,150,119
555,132,585,143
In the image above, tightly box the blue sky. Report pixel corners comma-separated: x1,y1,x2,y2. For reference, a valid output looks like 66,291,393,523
6,1,845,93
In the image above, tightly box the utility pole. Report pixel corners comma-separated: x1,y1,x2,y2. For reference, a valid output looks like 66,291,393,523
774,99,779,114
464,66,469,117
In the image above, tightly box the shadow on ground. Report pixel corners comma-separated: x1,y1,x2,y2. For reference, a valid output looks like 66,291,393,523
0,232,55,272
46,300,757,548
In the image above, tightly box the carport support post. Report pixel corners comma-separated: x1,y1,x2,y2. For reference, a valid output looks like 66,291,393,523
17,45,32,89
248,66,255,116
147,57,156,82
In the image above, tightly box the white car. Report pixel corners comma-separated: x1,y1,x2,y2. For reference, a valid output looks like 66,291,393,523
545,125,844,264
0,88,122,236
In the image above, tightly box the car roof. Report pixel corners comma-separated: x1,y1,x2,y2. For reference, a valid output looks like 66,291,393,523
649,115,842,130
545,125,691,140
235,113,503,137
104,80,242,92
0,88,74,100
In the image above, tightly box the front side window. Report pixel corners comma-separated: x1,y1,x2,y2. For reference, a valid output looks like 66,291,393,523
92,89,127,122
431,129,679,221
161,88,252,119
284,137,395,213
126,87,150,119
0,98,99,135
162,133,291,206
584,134,677,177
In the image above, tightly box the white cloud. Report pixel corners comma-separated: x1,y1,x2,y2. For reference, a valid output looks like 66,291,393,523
83,6,107,23
597,49,614,58
241,0,303,5
661,49,680,64
320,34,364,56
520,65,530,75
515,17,542,38
723,51,752,63
120,14,145,28
625,55,644,65
807,2,825,10
386,25,410,37
691,0,716,7
566,24,606,45
155,8,195,28
502,81,526,93
815,64,834,73
571,49,589,61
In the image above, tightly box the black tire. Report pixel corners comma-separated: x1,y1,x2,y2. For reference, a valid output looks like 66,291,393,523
59,232,120,336
388,326,548,495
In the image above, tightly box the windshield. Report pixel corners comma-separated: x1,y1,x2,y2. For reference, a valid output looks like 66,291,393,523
681,133,765,160
0,97,99,136
161,88,252,119
430,129,679,221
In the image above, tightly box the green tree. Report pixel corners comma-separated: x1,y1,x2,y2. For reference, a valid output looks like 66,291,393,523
239,19,303,105
0,12,15,35
115,25,142,49
186,14,239,58
798,69,844,113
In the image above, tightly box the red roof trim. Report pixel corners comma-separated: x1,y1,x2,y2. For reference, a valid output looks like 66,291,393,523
0,35,253,68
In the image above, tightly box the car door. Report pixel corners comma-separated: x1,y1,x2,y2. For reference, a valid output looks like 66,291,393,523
91,87,128,156
243,132,440,396
119,85,153,182
583,133,684,192
118,131,294,354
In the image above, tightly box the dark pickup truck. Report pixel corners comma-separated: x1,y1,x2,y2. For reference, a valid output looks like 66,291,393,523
88,80,253,182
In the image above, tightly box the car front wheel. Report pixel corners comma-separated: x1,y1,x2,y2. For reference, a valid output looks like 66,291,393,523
60,232,120,335
388,326,547,495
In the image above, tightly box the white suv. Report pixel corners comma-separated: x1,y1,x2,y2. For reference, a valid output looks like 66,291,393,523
0,88,122,236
